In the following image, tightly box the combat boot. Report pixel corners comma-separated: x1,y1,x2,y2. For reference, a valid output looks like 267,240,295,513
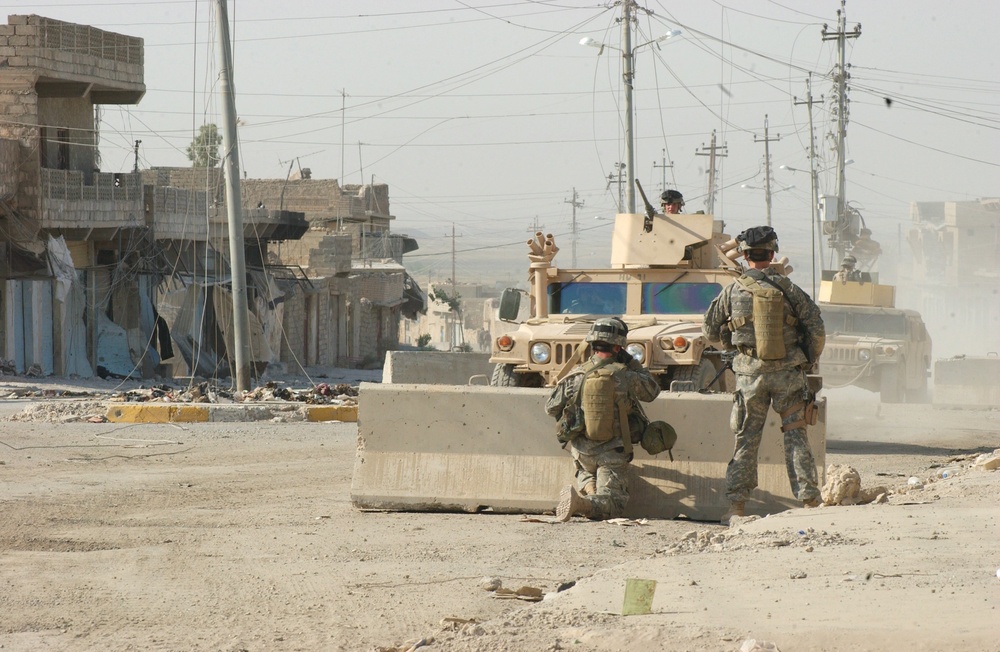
803,497,821,508
720,501,745,525
555,485,592,522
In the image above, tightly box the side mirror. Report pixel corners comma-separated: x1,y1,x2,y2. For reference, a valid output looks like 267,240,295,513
498,288,522,322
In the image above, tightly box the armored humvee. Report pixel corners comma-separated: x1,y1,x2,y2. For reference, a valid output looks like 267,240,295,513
489,212,747,392
817,272,931,403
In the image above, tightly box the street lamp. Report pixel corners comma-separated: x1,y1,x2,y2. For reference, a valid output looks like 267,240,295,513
740,183,795,193
580,8,681,214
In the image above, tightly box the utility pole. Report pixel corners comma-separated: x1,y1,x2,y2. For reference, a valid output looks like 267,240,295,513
132,140,141,173
653,149,673,193
822,0,861,262
340,89,347,183
215,0,252,392
564,187,584,267
445,222,462,351
621,0,636,213
753,114,781,227
696,130,728,215
795,75,823,297
606,163,625,212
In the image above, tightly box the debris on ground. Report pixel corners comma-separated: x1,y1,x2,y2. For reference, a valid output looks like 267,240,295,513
658,527,858,555
4,378,360,422
493,585,544,601
973,449,1000,471
821,464,888,505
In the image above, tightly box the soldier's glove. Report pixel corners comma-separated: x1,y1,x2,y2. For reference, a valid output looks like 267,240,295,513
616,348,635,366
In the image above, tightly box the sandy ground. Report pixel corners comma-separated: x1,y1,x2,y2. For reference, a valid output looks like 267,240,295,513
1,371,999,652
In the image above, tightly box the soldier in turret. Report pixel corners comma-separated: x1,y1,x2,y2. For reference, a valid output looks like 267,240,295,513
702,226,826,524
660,189,685,214
833,255,863,283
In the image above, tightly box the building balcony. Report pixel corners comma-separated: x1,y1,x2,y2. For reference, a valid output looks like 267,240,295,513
39,168,145,240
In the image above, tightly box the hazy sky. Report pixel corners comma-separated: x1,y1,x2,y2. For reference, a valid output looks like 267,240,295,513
14,0,999,284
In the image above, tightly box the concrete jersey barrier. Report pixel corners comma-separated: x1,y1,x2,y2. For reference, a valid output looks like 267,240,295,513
351,382,826,522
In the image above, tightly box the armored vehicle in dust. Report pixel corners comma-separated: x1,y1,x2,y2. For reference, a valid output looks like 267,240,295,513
489,212,747,391
817,273,931,403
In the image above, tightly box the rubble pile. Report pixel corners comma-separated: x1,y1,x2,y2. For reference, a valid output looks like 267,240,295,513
4,379,360,422
821,464,888,505
8,400,110,423
105,381,360,406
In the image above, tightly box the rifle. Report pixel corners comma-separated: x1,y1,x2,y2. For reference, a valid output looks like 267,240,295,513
634,179,656,233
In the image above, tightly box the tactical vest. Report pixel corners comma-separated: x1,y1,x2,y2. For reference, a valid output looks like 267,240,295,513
581,362,620,441
557,358,632,454
728,274,799,361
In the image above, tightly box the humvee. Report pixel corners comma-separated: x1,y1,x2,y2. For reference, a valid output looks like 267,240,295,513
489,212,747,391
818,272,931,403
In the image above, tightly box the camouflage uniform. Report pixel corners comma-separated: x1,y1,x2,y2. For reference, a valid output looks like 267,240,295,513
545,355,660,519
703,267,826,504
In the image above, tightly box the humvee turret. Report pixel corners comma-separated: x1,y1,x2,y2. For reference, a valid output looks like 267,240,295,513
489,212,749,391
818,273,931,403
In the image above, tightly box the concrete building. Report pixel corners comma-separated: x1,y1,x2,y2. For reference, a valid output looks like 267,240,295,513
898,198,1000,357
401,281,501,353
139,167,308,378
0,15,147,377
158,170,425,368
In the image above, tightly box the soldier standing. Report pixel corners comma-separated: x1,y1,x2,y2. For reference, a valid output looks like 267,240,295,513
702,226,826,524
545,318,660,521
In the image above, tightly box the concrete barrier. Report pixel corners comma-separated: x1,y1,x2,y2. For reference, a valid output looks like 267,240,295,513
351,383,826,522
933,357,1000,409
382,351,493,385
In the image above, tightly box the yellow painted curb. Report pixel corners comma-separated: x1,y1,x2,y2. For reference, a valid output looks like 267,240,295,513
106,404,210,423
306,405,358,422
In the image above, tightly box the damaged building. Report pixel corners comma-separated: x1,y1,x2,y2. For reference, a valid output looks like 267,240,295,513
0,15,151,377
144,170,426,370
0,13,421,381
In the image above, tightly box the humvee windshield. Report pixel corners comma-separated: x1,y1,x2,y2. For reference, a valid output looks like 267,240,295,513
641,282,722,315
549,282,627,315
821,307,907,337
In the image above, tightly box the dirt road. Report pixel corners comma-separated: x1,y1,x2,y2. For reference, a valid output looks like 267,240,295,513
1,383,998,651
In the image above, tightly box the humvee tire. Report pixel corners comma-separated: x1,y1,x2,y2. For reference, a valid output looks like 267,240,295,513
879,363,905,404
490,363,542,388
670,359,716,392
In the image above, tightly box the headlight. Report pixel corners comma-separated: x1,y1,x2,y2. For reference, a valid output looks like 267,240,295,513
858,349,871,362
659,338,674,350
626,343,645,363
530,342,551,364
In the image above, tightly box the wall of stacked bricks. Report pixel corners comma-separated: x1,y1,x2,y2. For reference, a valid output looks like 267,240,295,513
0,16,144,222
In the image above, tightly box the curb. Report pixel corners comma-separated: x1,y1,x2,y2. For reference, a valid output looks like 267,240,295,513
105,403,358,424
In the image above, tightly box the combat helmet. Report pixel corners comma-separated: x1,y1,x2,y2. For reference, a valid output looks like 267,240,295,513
586,318,628,347
640,420,677,458
842,254,857,267
660,189,684,206
736,225,779,253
